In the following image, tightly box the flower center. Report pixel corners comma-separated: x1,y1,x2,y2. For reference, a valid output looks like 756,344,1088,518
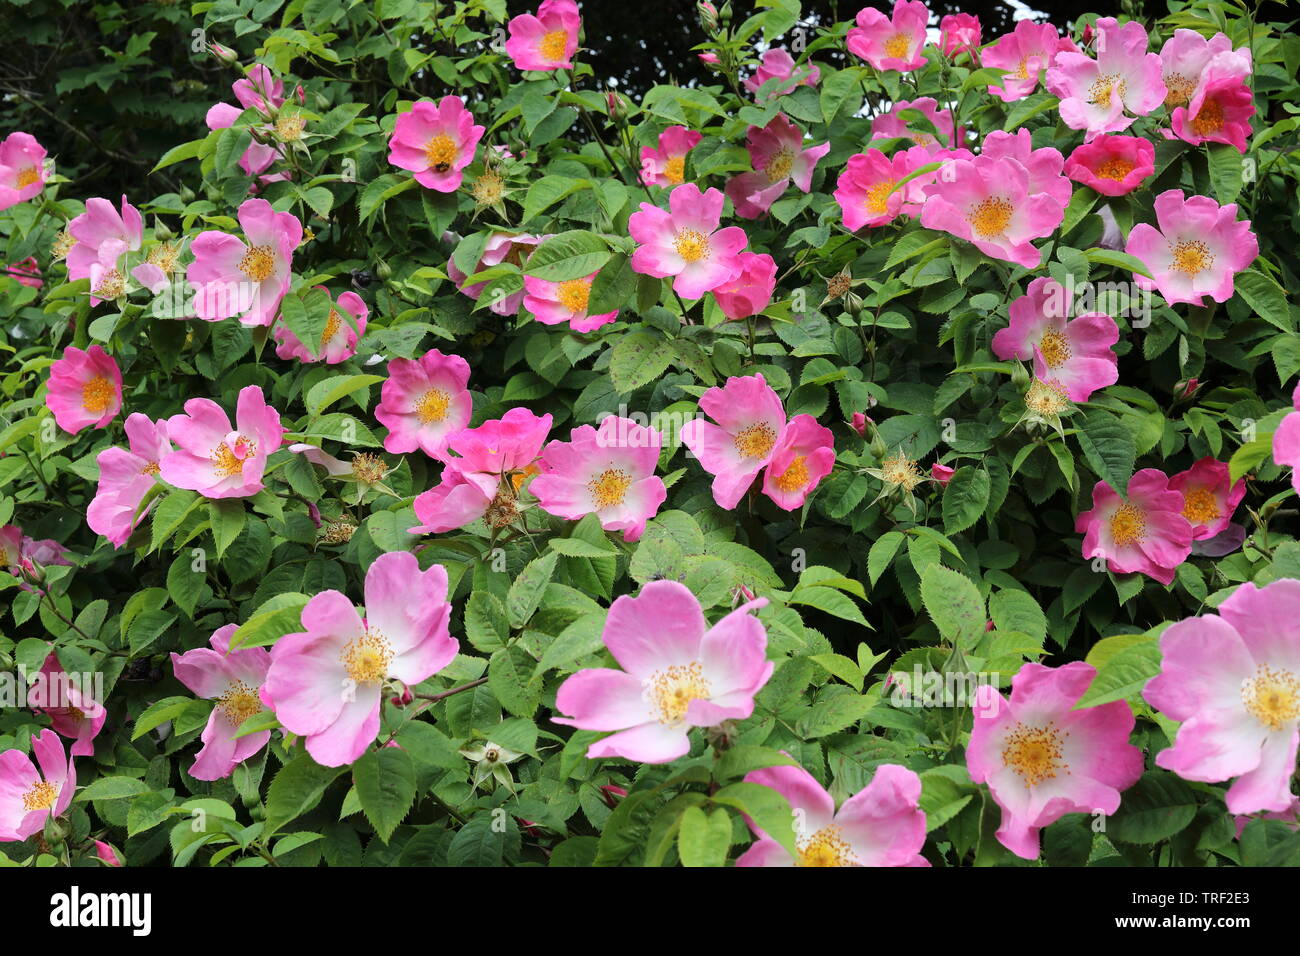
1025,378,1070,416
321,309,344,344
674,228,710,263
485,492,520,528
275,113,306,141
1002,723,1066,787
15,166,40,189
865,180,896,215
351,453,388,484
218,680,263,725
1242,666,1300,731
142,461,161,477
881,453,923,491
588,467,632,508
1181,487,1220,526
81,375,115,414
1109,503,1146,547
538,29,569,62
425,134,458,173
148,241,180,273
796,825,856,867
1095,158,1136,181
968,197,1014,238
664,155,685,184
765,147,795,184
21,779,59,812
1190,97,1224,136
644,661,712,726
211,436,256,478
1163,73,1195,108
732,421,777,459
52,231,76,260
1038,329,1071,368
884,31,912,60
1088,73,1127,107
472,169,504,206
416,387,450,424
1015,57,1032,80
771,454,810,493
1170,239,1214,276
238,244,276,282
341,629,393,685
92,268,125,300
557,277,591,314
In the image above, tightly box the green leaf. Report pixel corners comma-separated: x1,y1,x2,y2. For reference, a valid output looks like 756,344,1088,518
76,776,150,802
711,782,797,858
798,693,875,737
506,551,559,629
609,330,672,394
1083,248,1153,280
1235,268,1294,333
208,499,246,559
941,467,990,535
352,747,417,843
1107,771,1197,844
263,754,346,837
305,374,385,416
1075,410,1136,495
920,565,985,647
677,806,732,867
1077,634,1160,707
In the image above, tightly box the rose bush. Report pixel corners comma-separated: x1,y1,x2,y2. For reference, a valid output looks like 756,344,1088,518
1,0,1299,868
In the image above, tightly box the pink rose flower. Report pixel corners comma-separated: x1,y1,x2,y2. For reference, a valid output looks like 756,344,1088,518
66,195,143,290
170,624,273,780
1076,468,1193,585
980,128,1072,208
523,269,619,333
0,730,75,841
160,385,285,499
263,551,457,767
1168,457,1246,541
505,0,581,72
640,126,702,188
531,415,667,542
87,413,171,548
373,348,473,459
273,289,368,364
850,412,873,438
0,525,70,581
990,276,1119,402
4,256,41,289
847,0,930,73
1274,382,1300,495
930,463,955,485
724,113,829,219
1159,28,1252,110
1064,134,1155,196
187,198,302,326
679,372,834,511
629,183,748,300
0,131,49,211
206,101,283,181
1045,17,1165,140
1145,580,1300,815
34,653,105,758
939,13,981,60
711,251,776,320
45,345,123,435
93,841,123,866
743,48,820,99
447,232,541,316
1165,56,1254,152
836,150,909,230
968,662,1143,859
983,20,1076,102
554,580,772,763
409,407,553,534
1125,189,1257,306
871,97,960,151
233,64,286,114
388,96,485,193
737,762,928,866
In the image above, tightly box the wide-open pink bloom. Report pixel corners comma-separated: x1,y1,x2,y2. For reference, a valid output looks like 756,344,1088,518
187,198,301,326
532,416,667,542
744,48,820,99
725,113,829,219
980,129,1072,208
0,132,48,211
737,762,928,866
160,385,285,498
871,97,960,151
836,150,909,230
447,232,541,316
629,183,747,299
1045,17,1165,140
1076,468,1193,585
45,345,122,435
171,624,273,780
505,0,580,72
273,289,367,364
1064,134,1154,196
0,730,75,842
263,551,456,767
939,13,981,60
991,276,1118,402
87,413,171,548
983,20,1075,102
388,96,485,192
847,0,930,73
968,662,1143,859
1274,382,1300,494
919,154,1064,269
1159,28,1251,111
554,580,772,763
34,653,104,758
523,269,618,332
1168,457,1245,541
760,415,836,511
373,348,472,458
640,126,702,188
712,251,776,320
1145,580,1300,815
1166,56,1254,152
410,407,553,534
66,195,143,290
1125,189,1257,306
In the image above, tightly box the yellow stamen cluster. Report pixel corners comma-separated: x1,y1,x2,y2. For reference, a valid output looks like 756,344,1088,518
1190,97,1225,136
320,519,357,544
218,680,262,725
1163,73,1195,108
415,387,450,424
771,455,810,493
1002,723,1067,787
147,241,180,274
1109,503,1147,547
883,31,912,60
1170,239,1214,276
765,147,795,184
732,422,777,459
15,166,41,189
1095,158,1136,181
881,452,924,491
538,29,569,62
674,228,710,263
664,156,686,185
472,168,505,207
51,230,76,261
557,278,592,314
796,825,856,867
341,629,393,685
211,437,256,479
142,461,161,477
968,197,1014,237
1088,73,1127,107
238,244,276,282
865,180,896,216
425,134,458,173
322,309,343,345
1025,379,1070,417
351,453,388,484
1242,666,1300,731
275,112,307,142
1181,487,1220,526
1037,329,1072,369
22,780,58,812
92,268,125,301
81,375,116,415
588,467,632,508
645,661,712,725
